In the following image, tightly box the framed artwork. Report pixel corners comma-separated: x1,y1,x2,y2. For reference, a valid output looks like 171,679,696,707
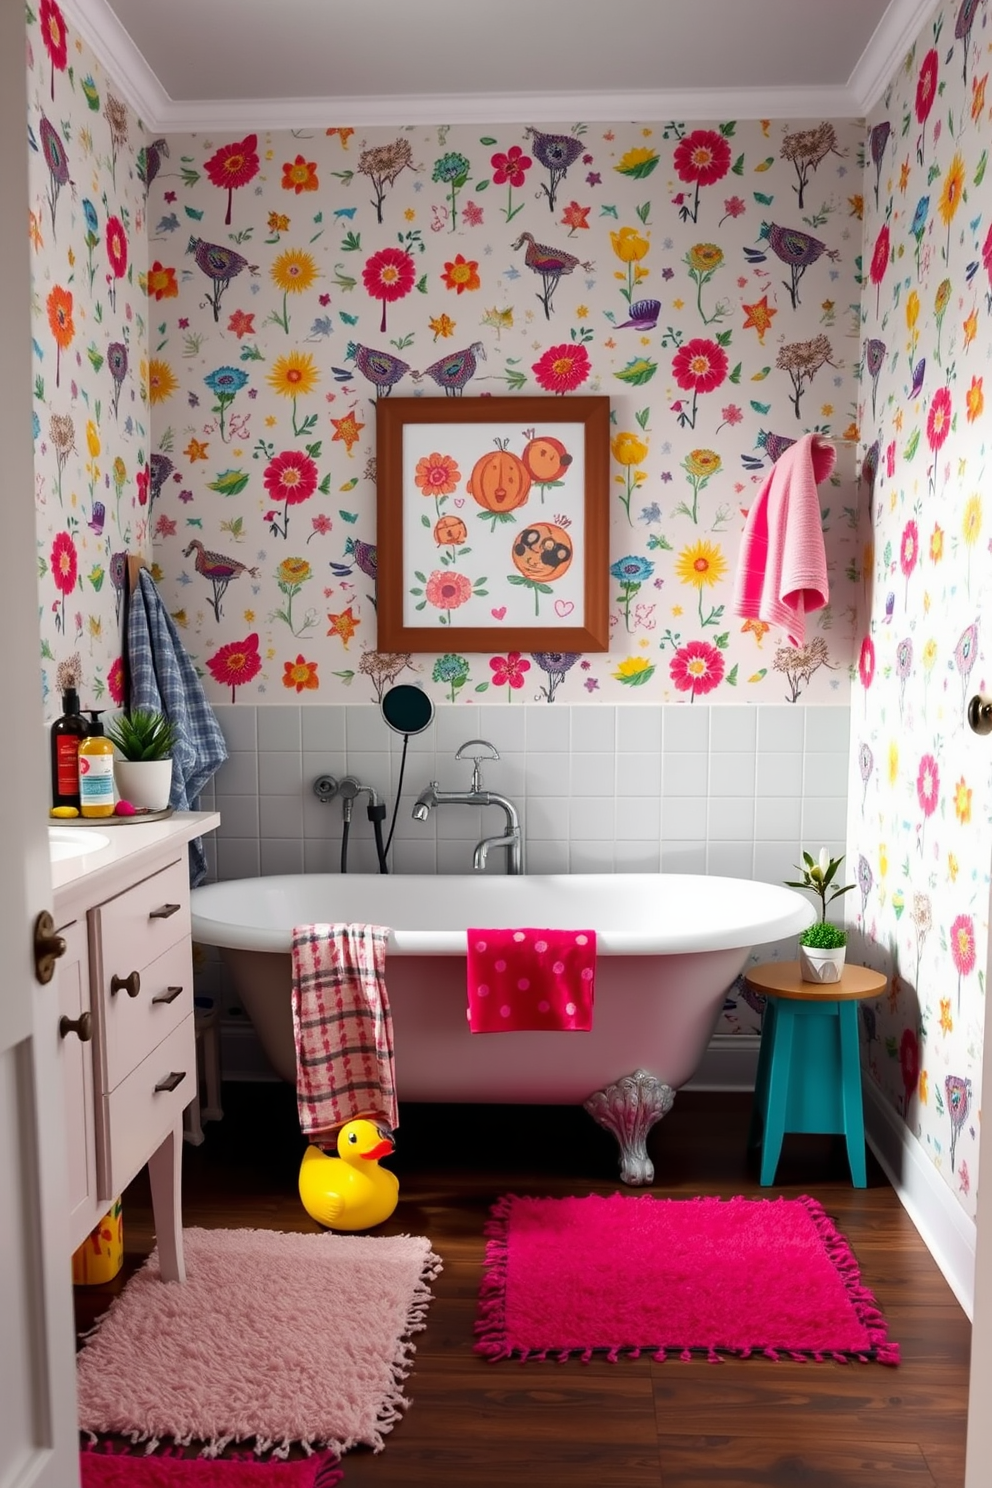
376,395,610,653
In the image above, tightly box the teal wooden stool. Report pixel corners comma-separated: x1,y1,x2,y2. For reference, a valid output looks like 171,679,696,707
745,961,886,1188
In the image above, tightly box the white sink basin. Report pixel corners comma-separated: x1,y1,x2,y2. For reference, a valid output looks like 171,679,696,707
48,826,112,861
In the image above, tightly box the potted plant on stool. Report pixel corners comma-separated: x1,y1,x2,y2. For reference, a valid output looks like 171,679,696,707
785,847,854,983
106,707,177,812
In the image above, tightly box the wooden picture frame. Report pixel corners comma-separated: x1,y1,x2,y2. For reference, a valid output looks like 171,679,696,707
376,395,610,653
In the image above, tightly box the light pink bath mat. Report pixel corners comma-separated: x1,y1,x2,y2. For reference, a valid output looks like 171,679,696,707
77,1227,441,1457
475,1193,899,1365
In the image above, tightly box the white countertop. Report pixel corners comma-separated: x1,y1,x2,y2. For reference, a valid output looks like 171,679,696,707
51,810,221,909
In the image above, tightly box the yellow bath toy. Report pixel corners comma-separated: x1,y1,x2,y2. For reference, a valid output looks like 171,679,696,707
298,1118,398,1231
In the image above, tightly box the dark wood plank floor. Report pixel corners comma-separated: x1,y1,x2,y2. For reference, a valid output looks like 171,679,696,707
75,1084,970,1488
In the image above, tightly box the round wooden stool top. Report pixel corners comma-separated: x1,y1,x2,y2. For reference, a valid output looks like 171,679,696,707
744,960,887,1003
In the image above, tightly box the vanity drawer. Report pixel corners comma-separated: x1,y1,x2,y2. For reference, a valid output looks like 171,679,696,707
100,937,193,1093
93,857,190,976
99,1014,195,1201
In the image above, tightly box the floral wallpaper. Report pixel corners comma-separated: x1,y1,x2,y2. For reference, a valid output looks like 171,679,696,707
29,0,149,718
853,0,992,1220
133,115,865,707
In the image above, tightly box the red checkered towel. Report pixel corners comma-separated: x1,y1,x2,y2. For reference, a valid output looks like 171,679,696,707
291,923,397,1144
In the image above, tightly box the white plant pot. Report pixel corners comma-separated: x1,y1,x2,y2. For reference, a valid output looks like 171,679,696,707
114,757,173,812
799,943,847,984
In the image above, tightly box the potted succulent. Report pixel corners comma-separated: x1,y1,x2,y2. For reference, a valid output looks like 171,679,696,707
785,848,854,983
106,707,177,812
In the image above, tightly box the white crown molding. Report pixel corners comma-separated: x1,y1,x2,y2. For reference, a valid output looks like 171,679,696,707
59,0,171,128
59,0,933,135
849,0,939,115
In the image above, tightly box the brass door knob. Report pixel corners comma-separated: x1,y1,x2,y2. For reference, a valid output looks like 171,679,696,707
968,693,992,736
110,970,141,998
59,1011,92,1042
34,910,67,985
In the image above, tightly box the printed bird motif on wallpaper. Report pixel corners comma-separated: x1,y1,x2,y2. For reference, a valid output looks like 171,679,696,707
334,342,410,397
412,341,486,395
330,537,377,609
741,429,796,471
511,232,594,318
137,137,169,189
186,237,258,322
183,539,259,623
744,222,839,309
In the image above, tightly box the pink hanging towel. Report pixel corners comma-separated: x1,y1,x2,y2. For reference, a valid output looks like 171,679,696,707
291,923,397,1146
731,431,836,646
466,928,596,1033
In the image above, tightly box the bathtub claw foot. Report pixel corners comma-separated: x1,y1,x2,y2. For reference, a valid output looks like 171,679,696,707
583,1069,675,1185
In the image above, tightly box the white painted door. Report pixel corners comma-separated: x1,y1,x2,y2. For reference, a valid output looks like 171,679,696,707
0,2,80,1484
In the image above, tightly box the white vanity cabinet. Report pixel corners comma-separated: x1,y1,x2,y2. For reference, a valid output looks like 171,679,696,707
52,813,220,1283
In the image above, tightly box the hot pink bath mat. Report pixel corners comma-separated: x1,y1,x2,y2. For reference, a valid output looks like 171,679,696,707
475,1193,899,1365
80,1448,342,1487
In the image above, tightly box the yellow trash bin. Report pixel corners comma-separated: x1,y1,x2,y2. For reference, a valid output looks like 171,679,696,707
71,1197,123,1285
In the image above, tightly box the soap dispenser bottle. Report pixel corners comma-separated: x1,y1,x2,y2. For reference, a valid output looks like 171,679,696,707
51,686,87,811
78,711,115,818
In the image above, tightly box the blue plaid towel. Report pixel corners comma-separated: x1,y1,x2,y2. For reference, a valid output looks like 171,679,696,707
127,568,227,884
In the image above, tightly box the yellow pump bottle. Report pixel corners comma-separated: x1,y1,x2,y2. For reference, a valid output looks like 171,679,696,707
78,711,115,818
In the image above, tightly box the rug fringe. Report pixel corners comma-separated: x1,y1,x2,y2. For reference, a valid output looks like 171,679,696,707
473,1191,899,1368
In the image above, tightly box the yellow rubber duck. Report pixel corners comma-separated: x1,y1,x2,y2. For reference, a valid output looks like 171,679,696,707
298,1118,398,1231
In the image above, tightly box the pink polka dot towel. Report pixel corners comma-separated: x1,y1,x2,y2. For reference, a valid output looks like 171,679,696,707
466,928,596,1033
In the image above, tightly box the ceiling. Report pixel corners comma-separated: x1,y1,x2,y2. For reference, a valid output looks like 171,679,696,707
61,0,933,131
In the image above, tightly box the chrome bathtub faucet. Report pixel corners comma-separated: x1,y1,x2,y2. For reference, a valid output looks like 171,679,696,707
412,738,523,874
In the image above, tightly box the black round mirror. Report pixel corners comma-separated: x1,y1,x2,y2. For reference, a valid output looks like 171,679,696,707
380,684,435,737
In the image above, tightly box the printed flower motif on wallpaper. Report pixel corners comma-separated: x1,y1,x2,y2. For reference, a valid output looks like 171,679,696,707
670,337,729,428
490,650,530,698
610,554,655,632
675,539,727,628
869,221,890,316
269,246,319,333
949,914,977,1012
490,144,532,223
776,335,834,418
283,654,319,694
262,448,319,539
357,138,415,224
524,127,585,212
432,152,472,230
532,650,580,704
684,242,729,325
187,237,255,323
671,126,732,223
46,284,73,387
39,114,70,232
147,261,178,301
326,606,360,646
50,529,78,633
915,48,940,163
361,246,416,333
933,277,953,362
432,651,472,703
780,122,841,209
266,348,320,437
610,225,650,308
532,342,590,395
282,152,318,197
204,365,249,443
146,358,178,405
104,214,128,313
677,447,722,523
206,633,262,702
106,340,128,419
946,1075,972,1174
610,429,648,525
916,752,940,857
39,0,68,100
669,638,725,700
771,636,832,703
203,134,260,226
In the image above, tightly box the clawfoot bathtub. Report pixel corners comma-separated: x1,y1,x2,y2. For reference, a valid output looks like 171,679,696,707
190,873,812,1182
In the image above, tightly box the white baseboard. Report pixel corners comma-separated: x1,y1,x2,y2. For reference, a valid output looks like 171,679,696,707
684,1034,762,1091
862,1075,976,1319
